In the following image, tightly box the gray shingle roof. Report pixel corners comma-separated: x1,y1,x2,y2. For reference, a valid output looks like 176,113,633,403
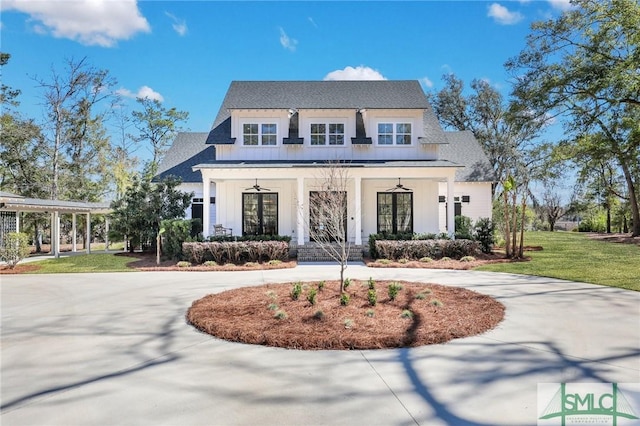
439,131,495,182
155,132,213,182
207,80,443,145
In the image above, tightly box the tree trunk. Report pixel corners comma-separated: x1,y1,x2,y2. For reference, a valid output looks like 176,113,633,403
618,150,640,237
519,196,527,259
606,204,612,234
503,190,511,257
511,191,518,258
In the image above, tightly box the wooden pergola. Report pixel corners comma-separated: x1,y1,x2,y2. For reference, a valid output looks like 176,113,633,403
0,191,112,258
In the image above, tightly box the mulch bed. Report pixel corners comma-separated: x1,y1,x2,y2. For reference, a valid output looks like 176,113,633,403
187,280,505,350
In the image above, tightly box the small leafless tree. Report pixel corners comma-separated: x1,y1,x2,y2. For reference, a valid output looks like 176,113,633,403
306,163,352,292
541,187,566,232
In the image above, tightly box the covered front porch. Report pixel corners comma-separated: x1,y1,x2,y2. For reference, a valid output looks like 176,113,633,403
193,161,460,247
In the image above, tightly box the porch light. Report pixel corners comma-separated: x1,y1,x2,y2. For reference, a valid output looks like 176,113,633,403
288,108,298,118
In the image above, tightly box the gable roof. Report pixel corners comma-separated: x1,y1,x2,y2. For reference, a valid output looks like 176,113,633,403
155,132,213,182
439,131,495,182
207,80,445,145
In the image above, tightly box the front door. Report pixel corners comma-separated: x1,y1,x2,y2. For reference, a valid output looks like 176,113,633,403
309,191,347,242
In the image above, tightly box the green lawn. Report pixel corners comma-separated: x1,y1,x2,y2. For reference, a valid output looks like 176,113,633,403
476,231,640,291
28,253,138,273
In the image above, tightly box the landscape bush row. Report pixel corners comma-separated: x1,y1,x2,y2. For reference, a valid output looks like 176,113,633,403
368,216,494,259
374,239,480,261
182,241,290,264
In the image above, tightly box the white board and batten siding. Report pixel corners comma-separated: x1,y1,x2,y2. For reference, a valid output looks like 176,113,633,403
220,109,439,162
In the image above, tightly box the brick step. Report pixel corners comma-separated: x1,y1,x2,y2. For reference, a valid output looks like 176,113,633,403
296,244,363,262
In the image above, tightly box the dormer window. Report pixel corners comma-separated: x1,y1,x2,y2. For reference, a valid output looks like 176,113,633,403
243,123,277,146
377,122,412,145
310,123,345,145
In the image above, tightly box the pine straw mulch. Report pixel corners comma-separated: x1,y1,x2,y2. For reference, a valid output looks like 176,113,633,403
187,280,505,350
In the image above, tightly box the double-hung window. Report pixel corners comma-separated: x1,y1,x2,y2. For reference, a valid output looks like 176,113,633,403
243,123,277,146
377,192,413,234
310,123,344,145
377,122,412,145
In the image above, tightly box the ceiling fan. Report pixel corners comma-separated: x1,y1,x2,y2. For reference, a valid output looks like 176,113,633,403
386,178,412,192
245,179,271,192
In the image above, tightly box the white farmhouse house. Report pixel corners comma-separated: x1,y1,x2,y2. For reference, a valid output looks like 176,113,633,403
156,80,494,258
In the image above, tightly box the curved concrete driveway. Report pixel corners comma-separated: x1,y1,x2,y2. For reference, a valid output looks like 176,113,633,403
1,266,639,425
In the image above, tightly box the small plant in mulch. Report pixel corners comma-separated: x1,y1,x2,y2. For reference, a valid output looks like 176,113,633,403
313,310,325,320
267,303,279,311
340,293,350,306
460,256,476,262
176,261,191,268
419,256,433,263
268,259,282,265
440,257,452,262
266,290,277,300
307,287,318,305
415,291,429,300
318,280,325,291
398,258,409,264
401,309,414,319
367,277,376,290
377,259,391,265
244,261,258,267
388,282,402,301
430,299,444,307
343,318,354,329
365,309,375,318
367,289,377,306
274,310,288,320
203,260,218,267
291,282,302,300
343,277,352,290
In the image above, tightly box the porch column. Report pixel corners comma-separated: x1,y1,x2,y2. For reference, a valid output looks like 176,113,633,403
72,213,77,252
52,211,60,258
447,176,455,239
15,211,20,233
86,213,91,254
296,177,304,246
354,176,362,245
203,178,211,238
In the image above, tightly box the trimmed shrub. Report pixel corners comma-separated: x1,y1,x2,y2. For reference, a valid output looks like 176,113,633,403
473,217,495,254
161,219,192,260
374,239,479,261
182,240,289,265
454,215,474,240
0,232,30,268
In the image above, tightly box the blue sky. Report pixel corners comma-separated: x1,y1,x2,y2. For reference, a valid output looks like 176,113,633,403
2,0,572,142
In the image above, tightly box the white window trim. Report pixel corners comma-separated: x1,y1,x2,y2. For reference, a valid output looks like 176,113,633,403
376,121,413,146
241,121,278,146
309,121,346,146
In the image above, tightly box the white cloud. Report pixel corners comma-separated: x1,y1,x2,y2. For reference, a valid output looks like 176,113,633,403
117,85,164,102
165,11,187,36
421,76,434,88
1,0,150,47
279,27,297,52
308,17,318,28
547,0,573,11
487,3,524,25
323,66,386,81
